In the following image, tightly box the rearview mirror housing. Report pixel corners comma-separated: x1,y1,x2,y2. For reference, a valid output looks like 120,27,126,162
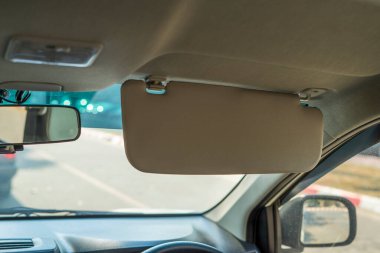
0,105,80,145
280,195,357,252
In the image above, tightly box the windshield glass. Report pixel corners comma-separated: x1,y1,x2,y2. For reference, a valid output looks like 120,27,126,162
0,84,243,214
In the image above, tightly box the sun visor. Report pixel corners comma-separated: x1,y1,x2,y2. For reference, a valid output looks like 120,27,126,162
121,80,323,174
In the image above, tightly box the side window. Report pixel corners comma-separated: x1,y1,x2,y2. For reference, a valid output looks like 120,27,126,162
281,144,380,253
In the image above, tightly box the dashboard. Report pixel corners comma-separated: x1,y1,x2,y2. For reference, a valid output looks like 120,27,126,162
0,215,259,252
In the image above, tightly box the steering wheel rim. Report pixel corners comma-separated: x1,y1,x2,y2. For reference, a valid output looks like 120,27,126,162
142,241,222,253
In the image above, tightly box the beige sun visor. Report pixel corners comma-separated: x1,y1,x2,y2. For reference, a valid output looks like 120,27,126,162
121,80,323,174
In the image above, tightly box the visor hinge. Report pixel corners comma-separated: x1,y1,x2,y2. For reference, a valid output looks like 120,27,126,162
298,88,329,103
144,76,169,95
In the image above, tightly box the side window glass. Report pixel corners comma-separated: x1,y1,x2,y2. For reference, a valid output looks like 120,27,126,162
281,143,380,253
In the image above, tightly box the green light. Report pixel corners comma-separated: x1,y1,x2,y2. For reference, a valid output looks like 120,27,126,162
86,104,94,111
96,105,104,112
63,100,71,106
80,99,88,106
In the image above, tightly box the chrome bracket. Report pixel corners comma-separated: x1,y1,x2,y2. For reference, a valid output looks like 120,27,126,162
298,88,329,102
144,76,169,95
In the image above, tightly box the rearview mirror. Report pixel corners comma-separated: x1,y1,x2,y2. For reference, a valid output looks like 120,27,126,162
280,195,356,252
0,105,80,145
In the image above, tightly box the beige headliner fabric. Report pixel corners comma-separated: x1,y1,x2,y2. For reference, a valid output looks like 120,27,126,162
1,0,380,93
121,80,323,174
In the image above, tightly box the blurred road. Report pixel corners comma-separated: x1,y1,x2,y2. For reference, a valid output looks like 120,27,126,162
0,130,242,212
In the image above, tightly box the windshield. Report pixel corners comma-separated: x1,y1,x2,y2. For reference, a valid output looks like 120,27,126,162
0,84,243,214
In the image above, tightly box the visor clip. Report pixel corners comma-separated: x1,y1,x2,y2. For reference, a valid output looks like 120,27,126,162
145,76,168,95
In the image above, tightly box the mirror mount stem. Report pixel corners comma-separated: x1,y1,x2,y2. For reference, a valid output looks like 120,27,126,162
0,145,23,154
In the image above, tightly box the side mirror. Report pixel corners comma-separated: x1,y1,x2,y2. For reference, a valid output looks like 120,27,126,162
280,195,356,252
0,105,80,145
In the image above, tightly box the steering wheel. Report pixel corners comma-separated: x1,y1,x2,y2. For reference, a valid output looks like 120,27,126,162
142,241,222,253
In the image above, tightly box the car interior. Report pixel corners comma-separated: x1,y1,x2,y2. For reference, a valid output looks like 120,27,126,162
0,0,379,252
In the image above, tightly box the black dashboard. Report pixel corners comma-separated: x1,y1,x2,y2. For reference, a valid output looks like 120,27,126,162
0,215,259,253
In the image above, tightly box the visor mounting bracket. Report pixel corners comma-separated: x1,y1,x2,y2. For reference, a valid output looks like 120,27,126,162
144,76,169,95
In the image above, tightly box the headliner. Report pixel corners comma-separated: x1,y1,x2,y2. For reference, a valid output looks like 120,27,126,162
1,0,380,146
0,0,379,93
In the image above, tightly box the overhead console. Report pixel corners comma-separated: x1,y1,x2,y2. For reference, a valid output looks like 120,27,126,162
121,80,323,174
